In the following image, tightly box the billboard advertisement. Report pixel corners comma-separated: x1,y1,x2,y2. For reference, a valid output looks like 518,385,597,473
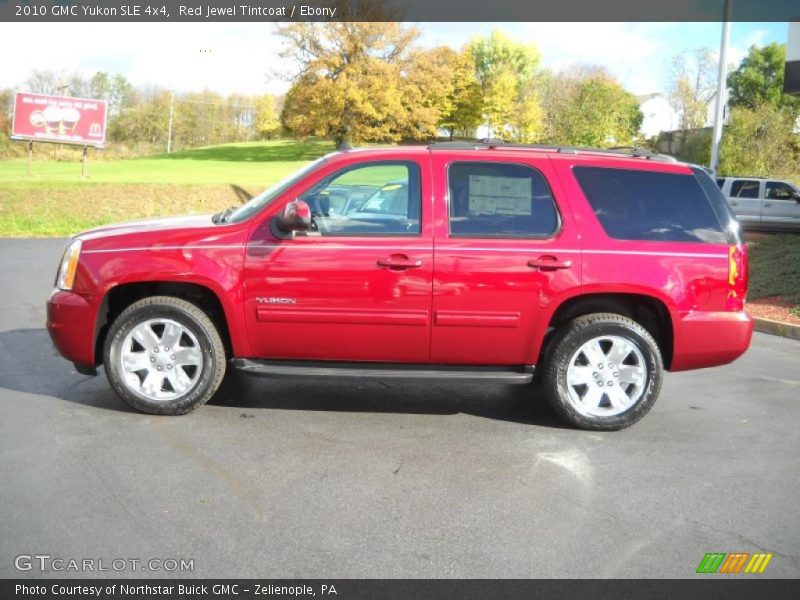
11,92,108,147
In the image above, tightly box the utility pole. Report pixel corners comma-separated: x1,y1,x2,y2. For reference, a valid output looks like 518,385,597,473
710,0,732,176
167,91,174,153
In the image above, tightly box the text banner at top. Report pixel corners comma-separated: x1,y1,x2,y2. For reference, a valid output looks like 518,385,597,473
1,0,799,22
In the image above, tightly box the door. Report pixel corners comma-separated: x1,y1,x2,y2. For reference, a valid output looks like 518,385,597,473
243,156,434,363
762,181,800,228
429,156,581,366
726,179,763,225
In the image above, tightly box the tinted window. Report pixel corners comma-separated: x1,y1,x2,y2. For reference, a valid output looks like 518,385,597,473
448,162,559,237
730,180,760,199
573,166,727,244
692,167,742,245
766,181,796,200
716,178,725,188
300,162,420,236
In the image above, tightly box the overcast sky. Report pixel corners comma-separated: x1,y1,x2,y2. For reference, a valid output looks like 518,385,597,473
0,22,788,98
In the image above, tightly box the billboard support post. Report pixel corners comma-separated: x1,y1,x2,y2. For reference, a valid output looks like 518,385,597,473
27,142,33,178
81,146,88,179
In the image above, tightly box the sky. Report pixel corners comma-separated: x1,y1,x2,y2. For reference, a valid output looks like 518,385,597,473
0,21,789,98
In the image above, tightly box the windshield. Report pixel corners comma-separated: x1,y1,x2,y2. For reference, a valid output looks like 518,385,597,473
226,156,329,223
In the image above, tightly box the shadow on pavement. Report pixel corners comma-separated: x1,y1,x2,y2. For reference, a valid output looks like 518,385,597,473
0,327,568,428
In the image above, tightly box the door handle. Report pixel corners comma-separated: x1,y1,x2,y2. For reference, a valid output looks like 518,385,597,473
764,202,772,208
377,255,423,270
730,201,738,206
528,256,573,270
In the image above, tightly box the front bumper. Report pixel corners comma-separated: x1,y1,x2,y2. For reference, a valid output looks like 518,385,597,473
670,310,754,371
46,289,97,369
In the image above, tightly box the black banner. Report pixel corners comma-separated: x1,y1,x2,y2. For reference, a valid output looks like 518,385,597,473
4,579,800,600
1,0,799,23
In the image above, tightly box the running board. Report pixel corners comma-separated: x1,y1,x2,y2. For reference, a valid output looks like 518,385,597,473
232,359,534,383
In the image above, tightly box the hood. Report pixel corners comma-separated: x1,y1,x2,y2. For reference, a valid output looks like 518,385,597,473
78,214,216,243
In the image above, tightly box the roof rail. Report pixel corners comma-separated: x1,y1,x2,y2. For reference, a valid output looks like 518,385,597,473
428,139,678,162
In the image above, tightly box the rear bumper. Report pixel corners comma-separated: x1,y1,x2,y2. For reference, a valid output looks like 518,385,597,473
670,310,753,371
46,289,97,368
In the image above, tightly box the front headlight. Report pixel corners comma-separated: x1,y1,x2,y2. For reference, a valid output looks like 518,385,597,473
56,239,82,291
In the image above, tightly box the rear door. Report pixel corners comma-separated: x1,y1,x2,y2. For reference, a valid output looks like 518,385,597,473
429,153,581,366
727,179,763,225
762,181,800,228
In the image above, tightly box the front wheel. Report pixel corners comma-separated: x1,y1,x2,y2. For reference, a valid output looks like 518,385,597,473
104,296,226,415
542,313,663,431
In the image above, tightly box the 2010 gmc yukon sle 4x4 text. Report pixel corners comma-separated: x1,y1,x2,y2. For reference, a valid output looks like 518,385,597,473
46,141,753,430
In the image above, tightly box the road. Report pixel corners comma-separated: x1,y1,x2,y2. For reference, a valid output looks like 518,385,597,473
1,238,798,579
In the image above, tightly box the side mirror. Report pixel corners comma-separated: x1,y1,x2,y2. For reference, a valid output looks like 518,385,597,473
275,200,311,233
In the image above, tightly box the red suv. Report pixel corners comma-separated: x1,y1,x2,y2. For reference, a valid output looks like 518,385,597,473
46,141,753,430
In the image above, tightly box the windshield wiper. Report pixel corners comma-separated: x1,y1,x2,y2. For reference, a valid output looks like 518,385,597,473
212,206,236,224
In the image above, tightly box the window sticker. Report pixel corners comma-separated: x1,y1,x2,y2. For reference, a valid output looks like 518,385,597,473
468,175,532,215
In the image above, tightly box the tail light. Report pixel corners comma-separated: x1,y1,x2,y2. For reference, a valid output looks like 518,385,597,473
725,244,748,311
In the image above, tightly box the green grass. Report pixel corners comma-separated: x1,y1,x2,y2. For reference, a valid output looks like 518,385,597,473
747,233,800,315
0,139,336,236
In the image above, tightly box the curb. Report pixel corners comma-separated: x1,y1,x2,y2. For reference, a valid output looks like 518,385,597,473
752,317,800,341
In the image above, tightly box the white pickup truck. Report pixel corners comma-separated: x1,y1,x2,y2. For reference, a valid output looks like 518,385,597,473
717,177,800,231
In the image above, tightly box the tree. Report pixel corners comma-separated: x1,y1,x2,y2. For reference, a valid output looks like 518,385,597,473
437,48,482,139
278,22,423,145
468,29,542,138
719,104,799,179
254,94,280,139
543,68,642,147
668,48,717,132
727,43,800,115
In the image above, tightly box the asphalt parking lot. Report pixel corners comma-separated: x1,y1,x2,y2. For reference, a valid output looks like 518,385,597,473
0,238,798,579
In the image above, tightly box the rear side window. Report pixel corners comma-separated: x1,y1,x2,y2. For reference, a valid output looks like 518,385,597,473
716,178,725,188
572,166,727,244
448,162,559,237
766,181,796,200
730,180,760,199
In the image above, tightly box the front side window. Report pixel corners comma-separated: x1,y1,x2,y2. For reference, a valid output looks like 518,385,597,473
300,162,421,236
573,166,727,244
448,162,559,237
730,180,760,199
766,181,797,200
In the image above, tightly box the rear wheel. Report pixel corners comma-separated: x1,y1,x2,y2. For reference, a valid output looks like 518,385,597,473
104,296,226,415
542,313,663,430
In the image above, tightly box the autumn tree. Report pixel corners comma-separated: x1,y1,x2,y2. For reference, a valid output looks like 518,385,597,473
437,48,482,139
278,22,430,145
468,29,542,141
254,94,281,139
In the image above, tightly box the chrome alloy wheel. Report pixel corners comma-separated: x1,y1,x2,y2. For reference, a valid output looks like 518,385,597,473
119,318,203,401
565,335,647,418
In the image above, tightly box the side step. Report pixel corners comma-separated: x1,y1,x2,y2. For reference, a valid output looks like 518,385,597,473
232,359,534,383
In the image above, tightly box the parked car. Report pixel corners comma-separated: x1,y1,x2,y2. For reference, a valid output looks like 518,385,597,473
717,176,800,231
47,141,752,430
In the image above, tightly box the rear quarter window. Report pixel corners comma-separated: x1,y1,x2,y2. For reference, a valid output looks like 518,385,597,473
572,166,727,244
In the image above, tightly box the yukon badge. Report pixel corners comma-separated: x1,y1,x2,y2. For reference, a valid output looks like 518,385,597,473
256,297,297,304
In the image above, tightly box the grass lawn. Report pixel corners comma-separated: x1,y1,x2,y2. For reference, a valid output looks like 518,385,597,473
0,139,336,236
746,232,800,319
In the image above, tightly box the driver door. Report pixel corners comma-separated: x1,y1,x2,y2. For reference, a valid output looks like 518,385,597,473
242,154,434,363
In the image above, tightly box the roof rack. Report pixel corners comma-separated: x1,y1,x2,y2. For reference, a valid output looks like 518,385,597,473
428,139,678,163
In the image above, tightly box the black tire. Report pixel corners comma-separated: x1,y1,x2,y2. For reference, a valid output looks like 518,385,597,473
541,312,663,431
103,296,226,415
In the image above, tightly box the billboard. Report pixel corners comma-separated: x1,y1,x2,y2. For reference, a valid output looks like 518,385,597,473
11,92,108,147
